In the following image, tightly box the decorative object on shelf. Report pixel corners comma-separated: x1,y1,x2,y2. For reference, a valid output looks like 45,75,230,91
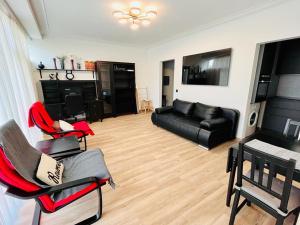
66,70,75,80
57,56,66,69
55,72,59,80
38,62,45,69
85,61,95,70
49,72,59,80
71,59,75,70
53,58,57,69
112,2,157,30
77,62,81,70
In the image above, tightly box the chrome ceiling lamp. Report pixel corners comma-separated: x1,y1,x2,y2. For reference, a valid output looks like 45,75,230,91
112,2,157,30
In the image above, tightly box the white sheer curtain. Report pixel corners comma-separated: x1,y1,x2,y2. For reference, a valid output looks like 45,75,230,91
0,4,37,140
0,3,39,225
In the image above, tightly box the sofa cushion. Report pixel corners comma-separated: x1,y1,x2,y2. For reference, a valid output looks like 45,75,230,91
156,113,200,141
173,99,194,115
193,103,220,120
200,118,231,131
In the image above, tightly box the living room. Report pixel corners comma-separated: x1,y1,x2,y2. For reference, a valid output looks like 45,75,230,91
1,0,300,225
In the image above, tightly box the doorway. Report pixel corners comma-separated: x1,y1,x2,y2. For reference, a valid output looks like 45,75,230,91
162,60,175,107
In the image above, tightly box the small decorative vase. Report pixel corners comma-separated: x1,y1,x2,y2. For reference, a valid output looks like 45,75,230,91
53,58,57,69
38,62,45,69
77,62,81,70
60,59,65,70
71,59,75,70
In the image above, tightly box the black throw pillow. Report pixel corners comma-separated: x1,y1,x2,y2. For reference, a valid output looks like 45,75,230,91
173,99,194,115
193,102,220,120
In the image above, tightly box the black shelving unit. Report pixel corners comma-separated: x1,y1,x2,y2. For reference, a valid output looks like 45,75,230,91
96,61,137,117
37,68,96,79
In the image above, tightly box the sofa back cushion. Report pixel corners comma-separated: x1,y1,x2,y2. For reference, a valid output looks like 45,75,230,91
193,103,220,120
173,99,194,115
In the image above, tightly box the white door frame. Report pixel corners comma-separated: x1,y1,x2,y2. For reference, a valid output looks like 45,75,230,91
160,59,175,107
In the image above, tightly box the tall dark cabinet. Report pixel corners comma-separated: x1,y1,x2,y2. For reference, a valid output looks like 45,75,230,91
96,61,137,117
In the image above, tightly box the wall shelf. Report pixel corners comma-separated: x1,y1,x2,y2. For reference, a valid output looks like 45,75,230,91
37,68,96,79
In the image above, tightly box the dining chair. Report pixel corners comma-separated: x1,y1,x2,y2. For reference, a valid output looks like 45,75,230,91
229,142,300,225
283,119,300,141
65,93,86,122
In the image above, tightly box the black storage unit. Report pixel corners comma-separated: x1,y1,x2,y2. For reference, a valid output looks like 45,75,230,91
276,39,300,75
96,61,137,117
262,97,300,134
40,80,103,122
251,38,300,103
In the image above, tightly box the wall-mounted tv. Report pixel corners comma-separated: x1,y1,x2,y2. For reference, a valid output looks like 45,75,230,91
182,48,232,86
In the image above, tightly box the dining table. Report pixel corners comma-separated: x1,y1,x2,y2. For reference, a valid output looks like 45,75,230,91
226,128,300,207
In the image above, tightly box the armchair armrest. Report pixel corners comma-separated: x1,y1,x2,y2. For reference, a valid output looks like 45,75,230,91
155,106,173,114
200,118,231,131
6,177,102,199
49,129,86,137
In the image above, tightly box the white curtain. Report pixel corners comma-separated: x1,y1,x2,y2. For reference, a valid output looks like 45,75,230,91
0,4,39,225
0,4,37,140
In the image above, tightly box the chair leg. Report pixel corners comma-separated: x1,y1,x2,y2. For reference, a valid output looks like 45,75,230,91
32,203,41,225
246,200,251,207
293,211,299,225
229,190,241,225
75,187,103,225
82,136,87,151
226,158,237,207
275,216,284,225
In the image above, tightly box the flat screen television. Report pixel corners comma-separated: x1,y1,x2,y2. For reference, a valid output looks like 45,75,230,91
182,48,232,86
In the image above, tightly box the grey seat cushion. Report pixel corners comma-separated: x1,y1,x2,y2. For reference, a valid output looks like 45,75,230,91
240,170,300,214
53,149,114,201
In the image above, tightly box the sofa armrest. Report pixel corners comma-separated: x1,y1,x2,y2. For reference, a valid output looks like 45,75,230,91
155,106,173,114
200,118,231,131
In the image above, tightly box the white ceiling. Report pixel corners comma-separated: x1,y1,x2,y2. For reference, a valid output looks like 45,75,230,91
14,0,286,46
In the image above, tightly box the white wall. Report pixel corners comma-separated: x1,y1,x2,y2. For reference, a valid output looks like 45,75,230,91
27,0,300,138
145,0,300,138
28,37,148,100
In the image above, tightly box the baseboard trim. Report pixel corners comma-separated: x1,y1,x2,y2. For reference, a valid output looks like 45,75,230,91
198,144,210,150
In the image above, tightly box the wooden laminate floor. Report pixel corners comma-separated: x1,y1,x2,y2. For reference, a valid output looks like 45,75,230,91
17,113,297,225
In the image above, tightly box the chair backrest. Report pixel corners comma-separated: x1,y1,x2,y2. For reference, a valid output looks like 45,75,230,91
237,142,296,213
28,101,56,134
0,146,54,212
283,118,300,140
65,93,84,116
137,87,149,101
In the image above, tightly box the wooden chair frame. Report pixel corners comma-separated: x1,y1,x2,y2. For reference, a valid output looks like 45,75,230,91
229,142,300,225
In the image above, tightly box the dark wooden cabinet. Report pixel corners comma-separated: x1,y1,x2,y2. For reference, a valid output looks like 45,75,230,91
276,39,300,75
40,80,103,122
251,43,280,103
96,61,137,117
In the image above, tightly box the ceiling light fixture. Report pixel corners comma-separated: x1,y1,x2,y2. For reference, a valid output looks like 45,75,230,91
112,2,157,30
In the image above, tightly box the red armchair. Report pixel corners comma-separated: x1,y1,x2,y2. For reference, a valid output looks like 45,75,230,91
28,102,94,150
0,120,112,225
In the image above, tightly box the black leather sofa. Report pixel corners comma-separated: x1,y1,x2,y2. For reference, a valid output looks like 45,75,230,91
151,99,239,149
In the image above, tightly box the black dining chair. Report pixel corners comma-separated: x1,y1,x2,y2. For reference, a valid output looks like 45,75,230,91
229,142,300,225
65,93,86,122
283,119,300,141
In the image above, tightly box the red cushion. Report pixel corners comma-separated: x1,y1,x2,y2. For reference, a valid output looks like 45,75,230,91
0,147,105,213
